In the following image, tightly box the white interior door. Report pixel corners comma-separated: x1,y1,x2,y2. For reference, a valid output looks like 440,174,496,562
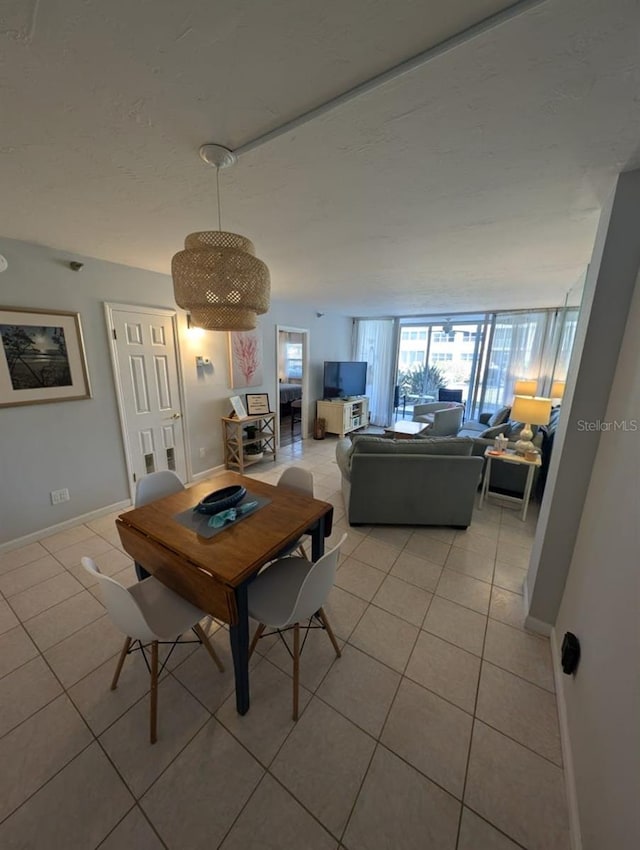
108,306,187,493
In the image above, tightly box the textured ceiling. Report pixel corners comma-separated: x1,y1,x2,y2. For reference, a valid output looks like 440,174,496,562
1,0,639,316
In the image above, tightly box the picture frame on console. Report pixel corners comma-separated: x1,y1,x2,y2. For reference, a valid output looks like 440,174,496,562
245,392,271,415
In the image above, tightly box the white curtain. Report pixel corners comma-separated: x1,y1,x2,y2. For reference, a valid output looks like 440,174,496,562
479,311,549,411
354,319,397,426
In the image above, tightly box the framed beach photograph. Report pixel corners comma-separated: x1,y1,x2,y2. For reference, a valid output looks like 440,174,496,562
228,328,263,389
0,307,92,408
246,392,271,415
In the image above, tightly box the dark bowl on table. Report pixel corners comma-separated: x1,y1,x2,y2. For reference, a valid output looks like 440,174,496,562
195,485,247,514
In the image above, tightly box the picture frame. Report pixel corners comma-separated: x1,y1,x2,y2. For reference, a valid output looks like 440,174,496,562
246,392,271,415
228,328,264,388
0,306,92,408
229,395,248,419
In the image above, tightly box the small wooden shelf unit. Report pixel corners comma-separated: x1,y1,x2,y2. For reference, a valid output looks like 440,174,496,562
221,413,277,473
316,397,369,438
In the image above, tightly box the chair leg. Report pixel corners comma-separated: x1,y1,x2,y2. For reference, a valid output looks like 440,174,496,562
150,640,158,745
249,623,266,658
111,637,131,690
193,622,225,672
318,607,341,658
293,623,300,721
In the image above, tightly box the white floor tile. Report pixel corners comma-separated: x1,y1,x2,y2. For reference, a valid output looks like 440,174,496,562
343,745,459,850
0,656,62,738
0,695,92,821
317,644,400,737
141,718,264,850
382,678,472,798
271,698,375,838
0,744,133,850
220,775,337,850
349,606,418,673
465,721,570,850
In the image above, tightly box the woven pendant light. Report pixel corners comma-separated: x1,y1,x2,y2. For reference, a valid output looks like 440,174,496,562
171,145,270,331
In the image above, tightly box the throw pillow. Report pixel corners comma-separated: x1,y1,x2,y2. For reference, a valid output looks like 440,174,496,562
488,406,511,427
479,423,509,439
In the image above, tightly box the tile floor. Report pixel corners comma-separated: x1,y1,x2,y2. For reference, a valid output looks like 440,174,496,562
0,437,570,850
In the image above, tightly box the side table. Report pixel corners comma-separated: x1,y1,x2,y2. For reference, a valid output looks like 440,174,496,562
478,448,541,521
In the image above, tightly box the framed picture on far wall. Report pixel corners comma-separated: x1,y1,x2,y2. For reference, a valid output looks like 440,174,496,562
228,328,263,388
0,306,92,408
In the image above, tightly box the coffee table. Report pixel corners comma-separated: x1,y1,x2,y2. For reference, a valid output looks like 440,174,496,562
383,420,430,439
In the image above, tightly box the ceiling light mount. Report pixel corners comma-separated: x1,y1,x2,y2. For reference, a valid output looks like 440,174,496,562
198,144,237,169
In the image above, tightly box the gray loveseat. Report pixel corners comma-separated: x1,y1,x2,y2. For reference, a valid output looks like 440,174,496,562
336,435,483,527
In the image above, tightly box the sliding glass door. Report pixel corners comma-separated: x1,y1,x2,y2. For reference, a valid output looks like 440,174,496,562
356,306,581,426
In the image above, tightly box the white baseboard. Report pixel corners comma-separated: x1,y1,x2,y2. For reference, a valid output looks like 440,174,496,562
523,577,552,635
524,613,552,636
190,463,226,483
0,499,132,554
550,628,583,850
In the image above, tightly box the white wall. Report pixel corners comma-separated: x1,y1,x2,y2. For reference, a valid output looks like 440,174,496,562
0,237,352,543
527,170,640,624
554,272,640,850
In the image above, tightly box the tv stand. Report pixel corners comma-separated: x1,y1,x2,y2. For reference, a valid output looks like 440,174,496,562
317,397,369,438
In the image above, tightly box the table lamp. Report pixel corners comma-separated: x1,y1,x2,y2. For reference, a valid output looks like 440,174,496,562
550,380,565,400
511,395,552,455
513,379,538,396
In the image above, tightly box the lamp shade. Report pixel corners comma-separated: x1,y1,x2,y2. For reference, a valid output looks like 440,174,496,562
172,231,270,331
511,395,552,426
550,380,566,399
513,379,538,396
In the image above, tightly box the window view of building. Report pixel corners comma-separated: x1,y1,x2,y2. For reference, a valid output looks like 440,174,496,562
394,308,579,420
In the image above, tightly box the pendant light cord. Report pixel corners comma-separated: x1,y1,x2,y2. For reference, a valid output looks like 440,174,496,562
216,167,222,231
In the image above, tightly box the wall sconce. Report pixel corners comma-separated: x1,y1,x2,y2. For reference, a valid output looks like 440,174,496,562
186,313,205,339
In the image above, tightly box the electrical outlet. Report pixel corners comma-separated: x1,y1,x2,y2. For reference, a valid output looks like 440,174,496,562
199,447,206,458
50,488,70,505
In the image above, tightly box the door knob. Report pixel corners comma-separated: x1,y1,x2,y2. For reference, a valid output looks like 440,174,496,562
169,412,182,419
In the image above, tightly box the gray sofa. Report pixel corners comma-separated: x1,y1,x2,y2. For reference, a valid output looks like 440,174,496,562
336,435,483,527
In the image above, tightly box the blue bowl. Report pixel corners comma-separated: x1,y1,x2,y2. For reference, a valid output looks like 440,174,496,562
195,485,246,515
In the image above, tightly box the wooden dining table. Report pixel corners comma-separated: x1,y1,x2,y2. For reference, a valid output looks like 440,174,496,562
116,471,333,715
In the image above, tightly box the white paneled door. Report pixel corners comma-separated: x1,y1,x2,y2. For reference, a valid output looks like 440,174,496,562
109,307,187,492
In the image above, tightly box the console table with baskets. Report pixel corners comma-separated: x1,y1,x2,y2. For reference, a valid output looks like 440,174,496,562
221,413,277,473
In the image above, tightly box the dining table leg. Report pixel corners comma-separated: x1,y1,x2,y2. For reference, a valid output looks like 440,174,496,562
230,581,250,715
310,515,326,562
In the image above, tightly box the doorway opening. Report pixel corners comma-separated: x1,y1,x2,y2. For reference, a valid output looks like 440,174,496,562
276,327,310,447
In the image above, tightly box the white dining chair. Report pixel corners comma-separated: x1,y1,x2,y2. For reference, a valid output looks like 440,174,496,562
81,556,224,744
248,533,347,720
134,470,185,580
276,466,314,559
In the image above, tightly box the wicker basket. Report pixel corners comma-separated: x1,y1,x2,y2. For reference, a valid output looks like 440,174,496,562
172,231,270,331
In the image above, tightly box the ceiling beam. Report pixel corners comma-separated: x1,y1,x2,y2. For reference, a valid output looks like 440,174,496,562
233,0,549,157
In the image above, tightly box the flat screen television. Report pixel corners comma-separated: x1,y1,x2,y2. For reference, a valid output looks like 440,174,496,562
323,361,367,399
